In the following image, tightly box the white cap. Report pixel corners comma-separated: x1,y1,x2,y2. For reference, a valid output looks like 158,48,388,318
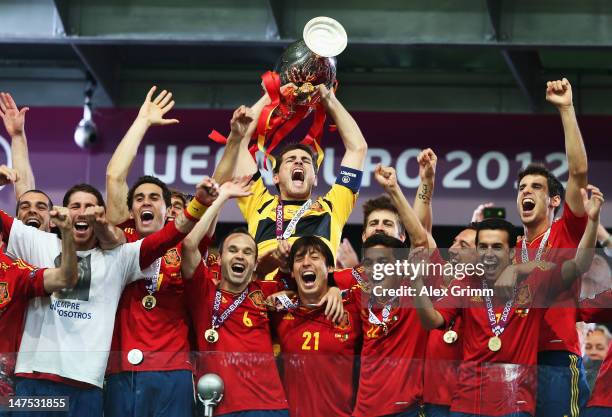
303,17,348,58
127,349,144,365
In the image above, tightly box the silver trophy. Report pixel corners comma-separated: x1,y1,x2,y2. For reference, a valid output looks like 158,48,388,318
197,373,224,417
274,17,347,107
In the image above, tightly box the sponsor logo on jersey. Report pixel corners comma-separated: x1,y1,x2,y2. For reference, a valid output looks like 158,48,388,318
334,333,349,342
0,282,11,305
163,248,181,267
282,312,295,320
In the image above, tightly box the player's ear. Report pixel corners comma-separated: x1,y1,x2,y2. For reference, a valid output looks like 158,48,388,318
550,195,561,210
273,173,280,186
509,248,516,260
313,175,318,188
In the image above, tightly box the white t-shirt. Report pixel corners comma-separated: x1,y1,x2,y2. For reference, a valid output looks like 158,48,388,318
7,219,156,388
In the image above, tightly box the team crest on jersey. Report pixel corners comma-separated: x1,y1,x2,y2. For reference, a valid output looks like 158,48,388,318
248,290,267,309
163,248,181,267
470,295,483,303
206,253,220,266
334,312,351,330
0,262,10,271
515,285,532,306
0,282,10,306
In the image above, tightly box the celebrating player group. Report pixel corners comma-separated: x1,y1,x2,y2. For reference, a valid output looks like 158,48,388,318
0,78,609,417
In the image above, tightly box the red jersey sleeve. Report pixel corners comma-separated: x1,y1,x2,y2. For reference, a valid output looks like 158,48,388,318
139,220,187,270
0,210,15,244
184,260,211,311
560,202,588,246
13,263,47,298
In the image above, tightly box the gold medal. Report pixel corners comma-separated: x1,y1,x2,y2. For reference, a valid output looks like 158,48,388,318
205,328,219,343
443,330,458,344
488,336,502,352
142,295,157,310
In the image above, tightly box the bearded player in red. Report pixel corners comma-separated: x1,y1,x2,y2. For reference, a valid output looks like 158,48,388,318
508,79,590,417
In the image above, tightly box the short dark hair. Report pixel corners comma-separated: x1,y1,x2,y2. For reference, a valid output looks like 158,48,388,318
465,222,478,231
169,189,187,207
273,143,317,174
218,227,258,259
63,184,105,207
127,176,172,209
363,234,407,250
288,236,335,269
475,218,518,248
362,196,405,235
16,189,53,215
517,163,565,215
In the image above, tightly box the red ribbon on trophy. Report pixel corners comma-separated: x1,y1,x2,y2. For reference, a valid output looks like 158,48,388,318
209,17,347,171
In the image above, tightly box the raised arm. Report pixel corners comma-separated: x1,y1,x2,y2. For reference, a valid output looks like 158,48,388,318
318,85,368,170
139,176,220,270
182,176,252,279
106,86,178,225
84,205,127,250
413,148,437,234
42,206,78,293
0,92,35,199
562,185,604,286
212,104,259,183
374,165,428,248
545,78,588,216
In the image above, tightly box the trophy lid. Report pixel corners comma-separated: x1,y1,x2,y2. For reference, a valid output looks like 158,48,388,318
303,17,347,58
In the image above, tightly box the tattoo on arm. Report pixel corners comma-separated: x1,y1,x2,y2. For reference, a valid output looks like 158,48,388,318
417,184,431,204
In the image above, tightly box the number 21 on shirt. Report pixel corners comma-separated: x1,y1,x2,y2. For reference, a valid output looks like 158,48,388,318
302,331,320,351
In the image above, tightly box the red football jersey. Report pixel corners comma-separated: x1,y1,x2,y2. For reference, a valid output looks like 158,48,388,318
186,262,288,415
423,249,463,407
578,290,612,408
0,253,47,395
107,228,193,373
353,287,427,417
438,267,560,416
274,292,362,417
516,202,587,356
334,265,368,291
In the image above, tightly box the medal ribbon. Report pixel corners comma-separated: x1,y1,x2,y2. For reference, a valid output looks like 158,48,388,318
351,267,365,285
521,227,551,263
482,279,514,337
367,297,397,331
144,258,162,296
211,288,249,330
275,199,313,240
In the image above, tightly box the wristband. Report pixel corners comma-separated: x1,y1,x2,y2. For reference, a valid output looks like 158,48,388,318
601,236,612,248
185,198,208,221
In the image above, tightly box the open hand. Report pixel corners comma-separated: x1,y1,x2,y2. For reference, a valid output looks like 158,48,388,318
137,86,179,126
0,92,29,137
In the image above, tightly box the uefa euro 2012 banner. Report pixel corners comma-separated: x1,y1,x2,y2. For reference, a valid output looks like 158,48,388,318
0,107,609,225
